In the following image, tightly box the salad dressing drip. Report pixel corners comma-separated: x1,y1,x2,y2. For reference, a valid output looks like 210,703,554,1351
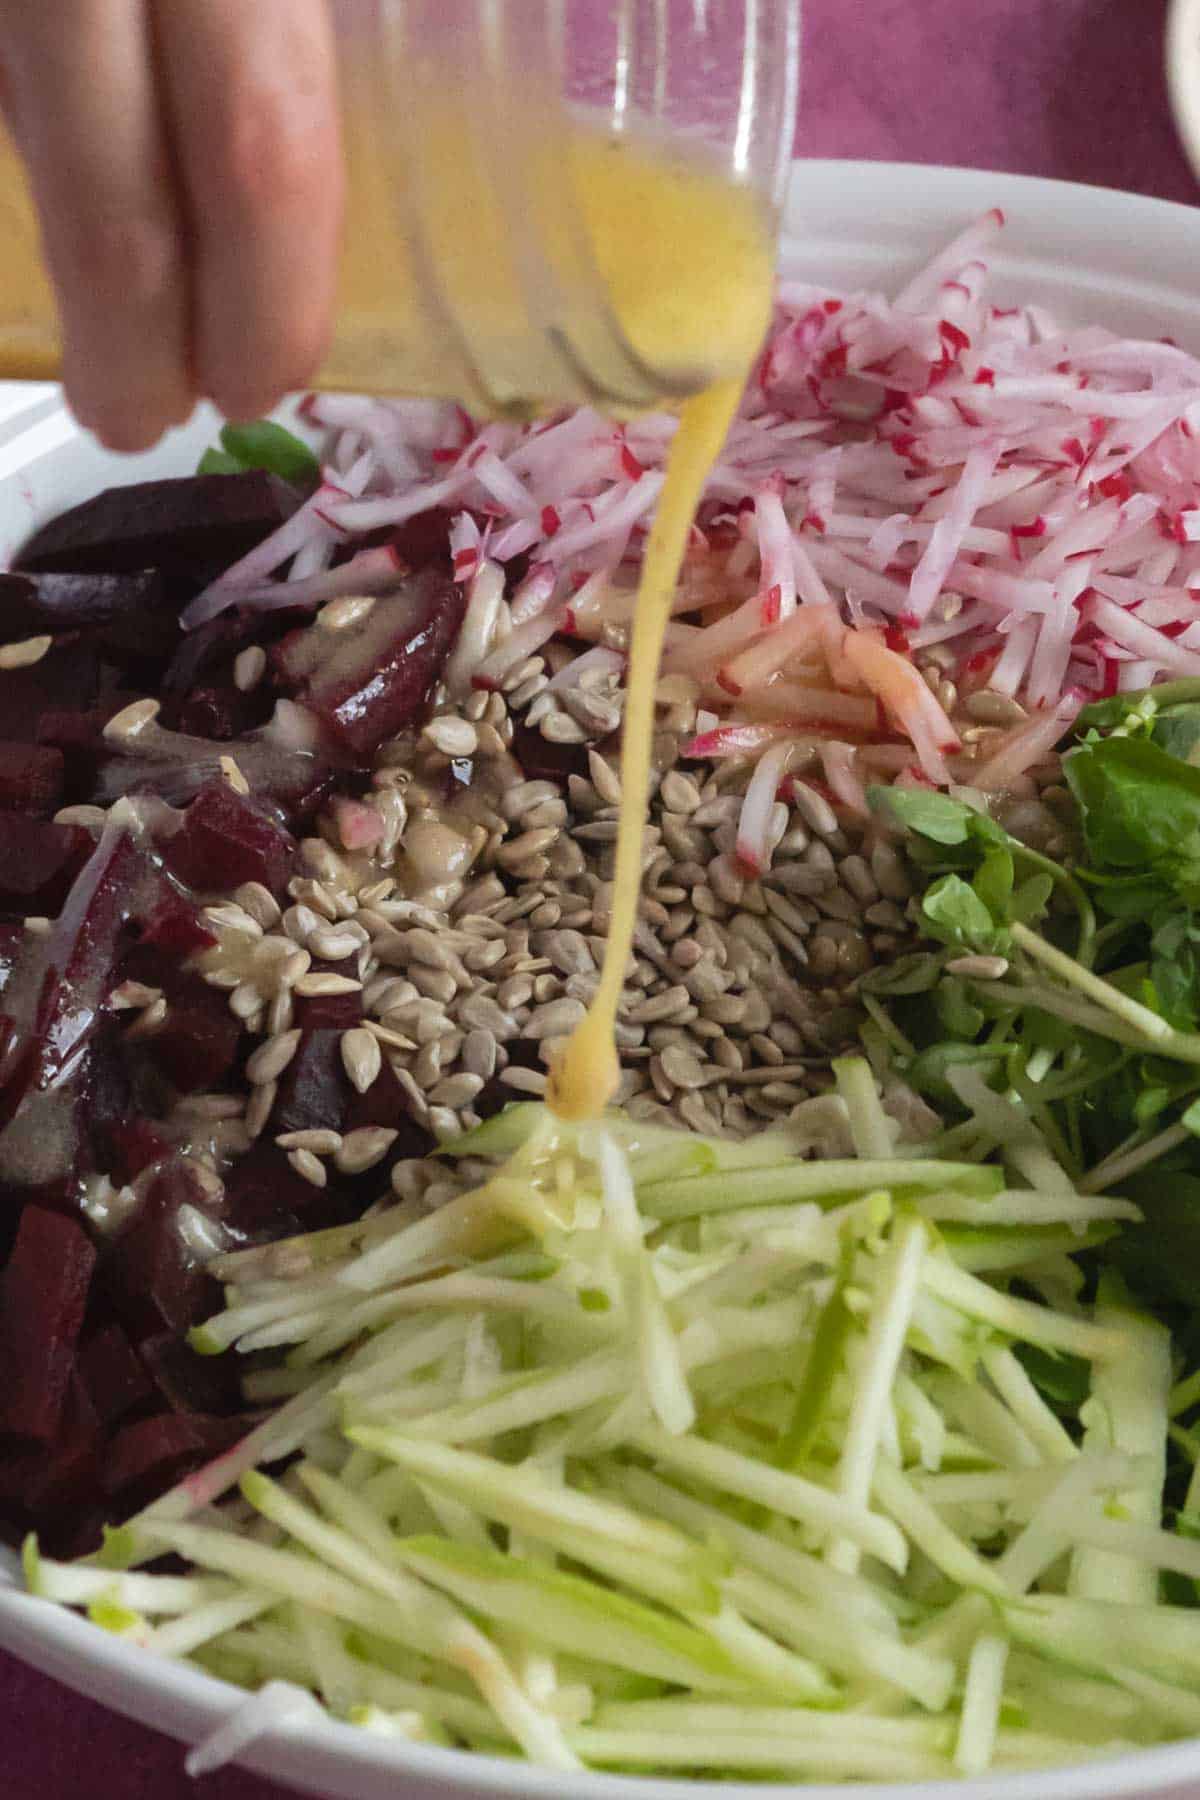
548,378,748,1120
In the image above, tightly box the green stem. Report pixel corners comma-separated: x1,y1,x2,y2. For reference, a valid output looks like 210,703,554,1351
1011,924,1200,1064
1011,843,1096,969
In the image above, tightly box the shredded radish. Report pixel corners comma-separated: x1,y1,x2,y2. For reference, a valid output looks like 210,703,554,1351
191,214,1200,796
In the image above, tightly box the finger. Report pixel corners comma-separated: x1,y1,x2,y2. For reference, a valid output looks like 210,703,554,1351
0,0,192,449
153,0,342,421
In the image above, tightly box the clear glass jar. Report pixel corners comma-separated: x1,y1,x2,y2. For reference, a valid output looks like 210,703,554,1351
321,0,801,412
0,0,801,414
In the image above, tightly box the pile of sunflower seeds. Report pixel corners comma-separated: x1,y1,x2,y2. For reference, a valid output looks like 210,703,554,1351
175,647,937,1184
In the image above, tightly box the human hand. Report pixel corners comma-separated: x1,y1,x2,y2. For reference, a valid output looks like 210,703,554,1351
0,0,343,450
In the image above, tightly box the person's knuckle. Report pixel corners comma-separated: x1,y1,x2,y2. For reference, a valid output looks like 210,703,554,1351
222,80,327,215
71,205,178,309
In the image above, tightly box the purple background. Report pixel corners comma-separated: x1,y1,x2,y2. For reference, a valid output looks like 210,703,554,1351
2,0,1196,1795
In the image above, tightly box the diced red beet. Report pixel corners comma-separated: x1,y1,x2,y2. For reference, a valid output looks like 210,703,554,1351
138,1330,243,1417
16,472,298,594
160,604,307,712
0,742,64,815
292,955,364,1031
272,1027,351,1136
137,886,218,959
164,776,295,894
219,1143,314,1243
102,1411,256,1510
100,1117,172,1184
221,1142,359,1243
387,508,457,573
0,814,93,913
104,1157,223,1342
509,715,592,786
0,568,165,636
175,681,268,742
78,1323,155,1429
149,975,242,1094
0,1206,96,1441
0,638,101,743
22,827,146,1096
287,571,465,757
340,1061,433,1189
0,1374,102,1526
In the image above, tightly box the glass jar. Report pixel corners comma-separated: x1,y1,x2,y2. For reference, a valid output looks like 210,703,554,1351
0,0,801,415
327,0,800,413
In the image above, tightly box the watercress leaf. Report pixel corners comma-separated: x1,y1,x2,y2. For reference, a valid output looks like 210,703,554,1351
973,844,1014,919
904,1041,1010,1106
859,952,943,997
868,785,974,845
921,874,1003,952
935,976,985,1040
197,447,243,476
1183,1097,1200,1136
1153,704,1200,767
1010,871,1054,926
219,420,320,486
1064,735,1200,901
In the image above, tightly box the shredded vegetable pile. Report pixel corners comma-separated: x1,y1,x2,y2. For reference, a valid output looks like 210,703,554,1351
25,1079,1200,1781
184,212,1200,837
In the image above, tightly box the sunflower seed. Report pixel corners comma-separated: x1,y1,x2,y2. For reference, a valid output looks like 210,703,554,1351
341,1026,382,1093
424,716,478,758
335,1126,398,1174
234,645,267,691
245,1081,276,1139
276,1128,343,1155
219,755,250,797
288,1148,328,1187
54,804,108,830
500,1066,548,1095
0,633,52,670
103,697,160,741
429,1072,485,1108
309,927,369,962
945,954,1009,980
244,1033,301,1090
293,972,362,997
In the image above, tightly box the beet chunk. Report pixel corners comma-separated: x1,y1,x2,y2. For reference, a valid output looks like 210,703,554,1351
139,1330,243,1417
0,638,101,743
150,973,242,1094
0,1207,96,1442
78,1322,155,1430
138,886,218,959
0,568,165,636
102,1412,255,1510
281,571,465,757
0,1374,102,1531
293,955,363,1031
105,1157,223,1342
164,776,294,894
175,680,267,742
272,1027,351,1135
0,741,64,815
220,1143,325,1242
0,814,92,912
16,472,297,595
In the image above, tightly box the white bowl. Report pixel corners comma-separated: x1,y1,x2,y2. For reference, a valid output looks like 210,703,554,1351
4,159,1200,1800
1168,0,1200,182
